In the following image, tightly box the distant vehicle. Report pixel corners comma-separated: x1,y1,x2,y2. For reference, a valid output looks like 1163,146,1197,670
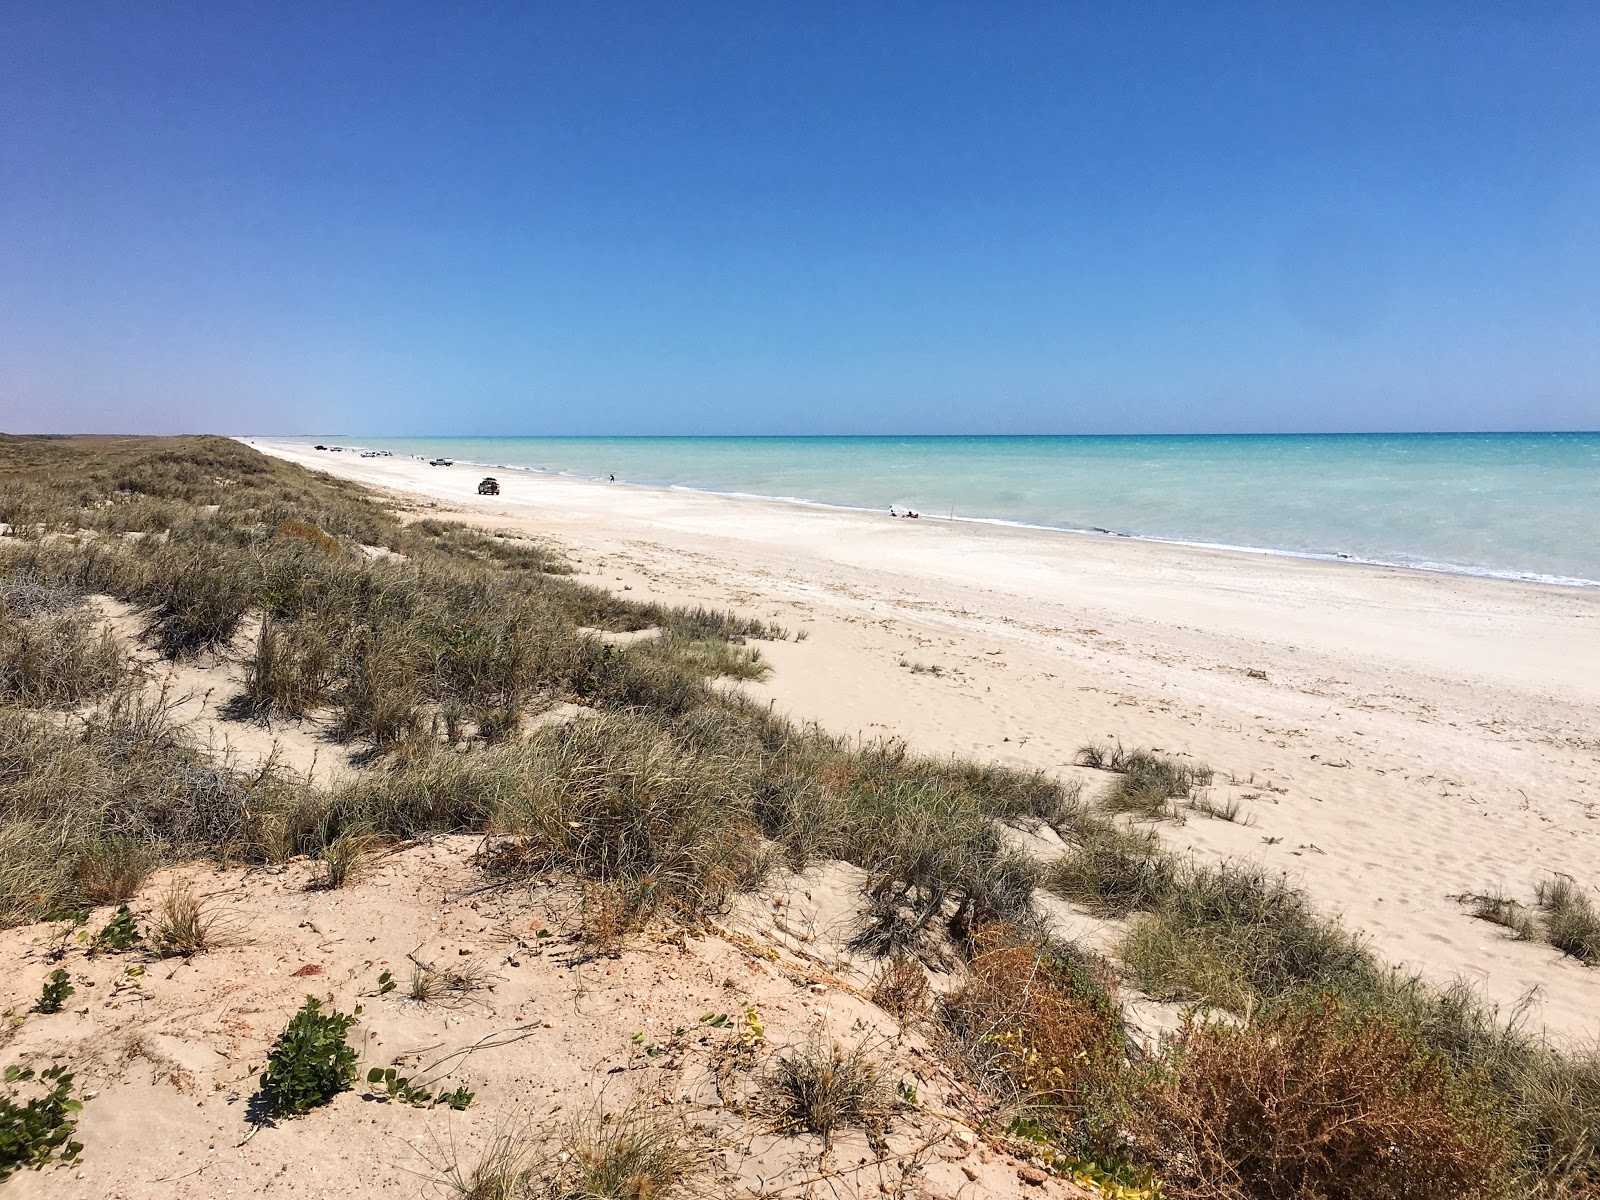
314,444,327,450
360,450,377,458
478,477,500,495
376,450,393,457
429,457,454,467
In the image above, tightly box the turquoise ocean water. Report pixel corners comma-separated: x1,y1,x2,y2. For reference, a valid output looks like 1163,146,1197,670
282,434,1600,588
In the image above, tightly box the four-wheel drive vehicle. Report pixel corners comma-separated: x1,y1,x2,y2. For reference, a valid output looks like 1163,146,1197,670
477,477,500,495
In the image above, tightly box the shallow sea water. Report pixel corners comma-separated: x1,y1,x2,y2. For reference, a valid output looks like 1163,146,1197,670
282,433,1600,588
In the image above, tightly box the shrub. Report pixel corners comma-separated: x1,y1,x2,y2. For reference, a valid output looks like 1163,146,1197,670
944,925,1128,1152
1365,979,1600,1194
1136,995,1516,1200
364,1066,473,1109
869,954,931,1022
258,996,361,1116
0,1064,85,1180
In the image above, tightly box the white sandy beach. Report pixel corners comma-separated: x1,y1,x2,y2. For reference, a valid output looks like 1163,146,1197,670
253,440,1600,1042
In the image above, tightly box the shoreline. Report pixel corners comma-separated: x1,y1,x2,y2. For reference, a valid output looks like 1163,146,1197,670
251,437,1600,1042
257,436,1600,593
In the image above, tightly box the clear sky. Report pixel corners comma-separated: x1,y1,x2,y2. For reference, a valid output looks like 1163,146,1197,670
3,3,1597,435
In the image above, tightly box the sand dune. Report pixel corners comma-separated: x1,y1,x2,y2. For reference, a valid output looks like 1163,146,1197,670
252,440,1600,1043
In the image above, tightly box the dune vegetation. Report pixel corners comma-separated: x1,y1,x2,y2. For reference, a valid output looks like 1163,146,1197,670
1,433,1596,1197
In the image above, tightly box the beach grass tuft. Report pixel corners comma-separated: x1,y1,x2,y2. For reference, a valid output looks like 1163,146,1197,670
1536,876,1600,966
1076,743,1213,820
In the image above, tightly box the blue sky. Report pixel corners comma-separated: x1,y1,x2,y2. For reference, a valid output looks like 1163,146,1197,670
2,3,1597,435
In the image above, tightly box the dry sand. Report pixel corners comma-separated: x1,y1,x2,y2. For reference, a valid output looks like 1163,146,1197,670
252,440,1600,1043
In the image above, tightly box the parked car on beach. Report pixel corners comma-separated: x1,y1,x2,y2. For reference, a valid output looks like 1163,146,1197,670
429,457,453,466
478,477,499,495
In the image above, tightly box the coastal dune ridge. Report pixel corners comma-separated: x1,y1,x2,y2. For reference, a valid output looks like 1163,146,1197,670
2,432,1596,1197
256,437,1600,1039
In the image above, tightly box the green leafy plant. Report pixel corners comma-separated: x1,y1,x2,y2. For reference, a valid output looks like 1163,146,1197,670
34,971,73,1015
0,1065,85,1180
92,903,142,953
258,996,361,1115
363,1067,474,1110
376,968,396,995
365,1066,432,1106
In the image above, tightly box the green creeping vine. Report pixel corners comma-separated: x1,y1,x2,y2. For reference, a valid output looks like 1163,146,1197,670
91,904,142,953
35,971,73,1015
0,1065,85,1180
365,1067,474,1110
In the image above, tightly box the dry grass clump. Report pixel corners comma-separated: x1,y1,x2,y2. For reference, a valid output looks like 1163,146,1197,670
273,517,343,555
1076,743,1213,820
481,713,768,934
152,880,230,956
137,542,256,658
73,837,160,904
1122,861,1377,1013
840,781,1041,957
1044,818,1177,917
944,925,1128,1151
1456,876,1600,968
1461,890,1540,942
312,825,379,890
231,616,336,718
0,600,129,709
0,691,308,925
1136,995,1517,1200
760,1036,898,1148
441,1125,533,1200
547,1100,703,1200
409,954,494,1005
440,1101,703,1200
869,953,932,1022
1535,876,1600,966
